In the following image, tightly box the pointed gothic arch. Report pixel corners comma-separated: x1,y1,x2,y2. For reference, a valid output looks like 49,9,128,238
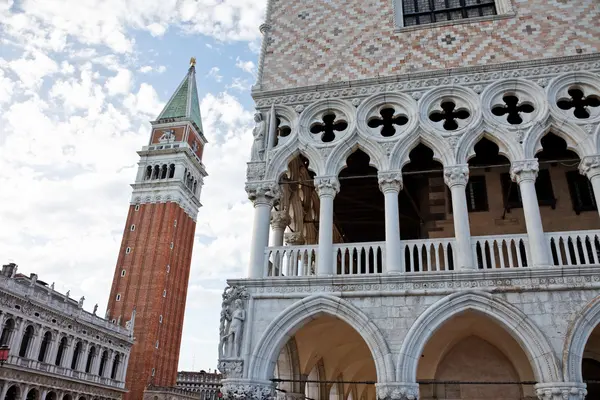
325,136,388,177
523,118,594,159
457,129,524,164
248,294,394,382
397,290,560,383
266,140,324,181
563,295,600,383
390,131,454,170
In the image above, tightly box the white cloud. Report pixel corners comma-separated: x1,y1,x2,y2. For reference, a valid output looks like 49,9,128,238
207,66,223,82
146,22,167,37
0,68,15,105
139,65,166,74
8,50,59,90
235,57,256,75
105,68,133,96
123,83,164,117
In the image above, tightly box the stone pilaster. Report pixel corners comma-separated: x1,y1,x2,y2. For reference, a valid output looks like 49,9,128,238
376,383,420,400
535,382,587,400
221,379,276,400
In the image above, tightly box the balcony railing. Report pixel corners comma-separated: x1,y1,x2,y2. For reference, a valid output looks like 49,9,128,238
7,355,125,388
263,229,600,278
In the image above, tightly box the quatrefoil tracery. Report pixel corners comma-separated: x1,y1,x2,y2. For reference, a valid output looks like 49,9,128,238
429,101,471,131
491,95,535,125
367,107,408,137
310,112,348,143
557,87,600,119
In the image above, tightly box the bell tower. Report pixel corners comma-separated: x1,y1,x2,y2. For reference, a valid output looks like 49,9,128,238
107,59,208,400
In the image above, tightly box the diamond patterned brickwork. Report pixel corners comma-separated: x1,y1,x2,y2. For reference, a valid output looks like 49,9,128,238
260,0,600,91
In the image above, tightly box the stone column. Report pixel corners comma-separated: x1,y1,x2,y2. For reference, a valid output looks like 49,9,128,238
314,177,340,276
0,382,10,400
221,379,276,400
535,382,587,400
91,347,102,375
19,385,29,400
378,171,403,274
106,351,117,378
511,160,550,266
47,334,60,366
119,352,130,381
246,182,281,278
29,325,43,360
376,383,420,400
444,165,475,270
579,155,600,219
10,318,25,356
270,210,291,275
63,337,75,369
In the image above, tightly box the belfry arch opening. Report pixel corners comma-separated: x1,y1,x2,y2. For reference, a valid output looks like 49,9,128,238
271,314,377,400
417,310,536,400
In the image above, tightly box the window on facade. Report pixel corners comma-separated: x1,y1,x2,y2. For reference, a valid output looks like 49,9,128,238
159,315,163,323
116,294,121,301
166,265,170,273
401,0,497,27
121,269,126,277
135,204,140,211
111,354,120,379
500,170,556,211
38,331,52,362
162,290,167,297
55,337,68,366
500,173,521,210
155,340,159,349
125,247,131,254
151,368,156,376
0,319,15,346
85,346,96,373
99,350,108,377
566,171,597,214
466,175,489,212
19,325,34,358
170,242,174,250
130,224,135,231
71,341,82,369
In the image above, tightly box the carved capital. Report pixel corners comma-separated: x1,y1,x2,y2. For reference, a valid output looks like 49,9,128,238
444,165,469,188
284,232,305,246
314,177,340,198
535,382,587,400
511,159,539,183
270,210,291,230
378,171,404,193
376,383,420,400
579,155,600,180
247,162,267,182
218,359,243,379
246,182,280,206
221,379,276,400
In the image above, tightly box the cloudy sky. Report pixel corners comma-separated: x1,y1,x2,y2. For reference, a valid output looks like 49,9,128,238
0,0,267,372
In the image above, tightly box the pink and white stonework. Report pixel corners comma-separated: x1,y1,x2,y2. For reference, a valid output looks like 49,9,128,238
218,0,600,399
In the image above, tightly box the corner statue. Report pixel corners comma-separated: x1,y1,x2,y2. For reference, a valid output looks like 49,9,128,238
250,112,267,161
218,286,249,359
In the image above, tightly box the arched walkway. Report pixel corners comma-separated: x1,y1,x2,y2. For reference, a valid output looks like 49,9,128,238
4,385,20,400
397,290,560,384
249,294,394,383
563,295,600,383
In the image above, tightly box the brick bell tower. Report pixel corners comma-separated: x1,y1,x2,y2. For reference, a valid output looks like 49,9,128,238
107,58,207,400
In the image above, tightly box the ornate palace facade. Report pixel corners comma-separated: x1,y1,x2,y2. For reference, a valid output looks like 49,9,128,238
0,263,132,400
218,0,600,399
176,370,221,399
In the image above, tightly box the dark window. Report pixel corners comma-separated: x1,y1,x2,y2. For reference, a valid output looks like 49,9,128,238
500,173,521,210
402,0,497,27
466,176,489,212
566,171,597,214
501,170,555,211
536,169,556,209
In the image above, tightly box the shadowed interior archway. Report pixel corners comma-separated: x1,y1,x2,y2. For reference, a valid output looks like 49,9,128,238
417,310,536,400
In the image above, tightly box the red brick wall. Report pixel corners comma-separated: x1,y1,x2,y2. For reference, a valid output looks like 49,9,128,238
107,202,196,400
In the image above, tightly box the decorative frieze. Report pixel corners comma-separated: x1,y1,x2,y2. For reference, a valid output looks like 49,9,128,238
535,383,587,400
220,380,275,400
376,383,420,400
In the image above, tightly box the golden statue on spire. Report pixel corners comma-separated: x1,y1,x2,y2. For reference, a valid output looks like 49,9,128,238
190,57,197,67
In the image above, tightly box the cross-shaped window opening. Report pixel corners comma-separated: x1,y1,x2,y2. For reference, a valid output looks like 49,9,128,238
310,113,348,143
491,95,535,125
557,87,600,119
402,0,497,27
367,108,409,137
429,101,470,131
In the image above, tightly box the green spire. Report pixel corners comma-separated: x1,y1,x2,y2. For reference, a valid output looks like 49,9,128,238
155,58,203,134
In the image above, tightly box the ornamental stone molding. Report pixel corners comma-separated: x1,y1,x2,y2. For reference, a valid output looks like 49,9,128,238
378,171,403,193
547,71,600,124
534,383,587,400
217,360,244,379
375,383,420,400
419,85,483,136
270,210,291,229
253,57,600,108
314,177,340,197
443,165,469,188
511,159,540,183
298,99,356,145
220,379,276,400
247,162,267,182
579,155,600,179
246,182,281,206
356,92,419,140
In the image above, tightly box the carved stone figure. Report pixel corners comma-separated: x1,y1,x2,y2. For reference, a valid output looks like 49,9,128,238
50,282,55,290
219,286,249,359
93,304,98,315
158,129,175,143
251,112,267,161
78,296,85,308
